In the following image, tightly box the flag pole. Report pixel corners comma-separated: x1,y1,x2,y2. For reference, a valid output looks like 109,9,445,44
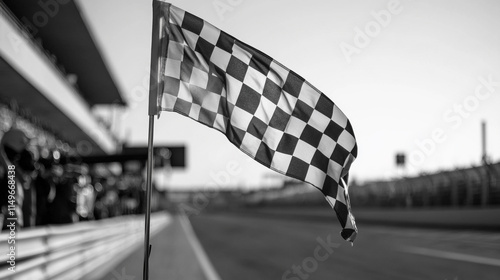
143,0,164,279
142,116,155,280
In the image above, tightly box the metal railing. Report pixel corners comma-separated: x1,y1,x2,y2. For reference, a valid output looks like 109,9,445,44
0,213,170,280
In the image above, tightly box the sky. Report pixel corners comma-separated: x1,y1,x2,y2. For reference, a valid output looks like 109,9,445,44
77,0,500,189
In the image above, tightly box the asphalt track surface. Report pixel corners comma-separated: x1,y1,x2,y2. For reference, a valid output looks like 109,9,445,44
189,211,500,280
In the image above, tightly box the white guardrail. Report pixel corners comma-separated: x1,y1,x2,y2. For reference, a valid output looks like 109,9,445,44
0,212,171,280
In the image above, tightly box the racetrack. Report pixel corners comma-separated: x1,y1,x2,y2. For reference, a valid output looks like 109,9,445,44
190,210,500,280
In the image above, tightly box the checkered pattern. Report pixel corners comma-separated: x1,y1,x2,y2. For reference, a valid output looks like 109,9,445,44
155,2,358,242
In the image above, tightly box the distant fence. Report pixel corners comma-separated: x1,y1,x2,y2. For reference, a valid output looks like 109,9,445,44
244,163,500,209
351,162,500,208
0,212,170,280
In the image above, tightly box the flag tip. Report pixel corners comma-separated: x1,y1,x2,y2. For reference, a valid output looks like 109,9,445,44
341,228,357,243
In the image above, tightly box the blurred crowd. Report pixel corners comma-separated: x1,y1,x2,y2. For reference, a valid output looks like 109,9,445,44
0,128,148,230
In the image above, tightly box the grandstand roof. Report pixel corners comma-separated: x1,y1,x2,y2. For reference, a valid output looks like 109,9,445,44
3,0,126,106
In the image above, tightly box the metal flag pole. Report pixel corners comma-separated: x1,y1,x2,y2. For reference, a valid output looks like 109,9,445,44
142,116,155,280
143,0,164,279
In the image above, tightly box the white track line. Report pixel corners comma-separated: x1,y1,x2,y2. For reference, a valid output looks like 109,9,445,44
398,246,500,267
179,214,222,280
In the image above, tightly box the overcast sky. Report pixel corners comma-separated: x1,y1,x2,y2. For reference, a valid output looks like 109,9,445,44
78,0,500,189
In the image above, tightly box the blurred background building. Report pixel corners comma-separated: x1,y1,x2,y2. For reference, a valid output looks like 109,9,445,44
0,0,174,230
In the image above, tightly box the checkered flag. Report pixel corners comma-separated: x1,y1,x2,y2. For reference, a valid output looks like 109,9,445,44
151,2,358,242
